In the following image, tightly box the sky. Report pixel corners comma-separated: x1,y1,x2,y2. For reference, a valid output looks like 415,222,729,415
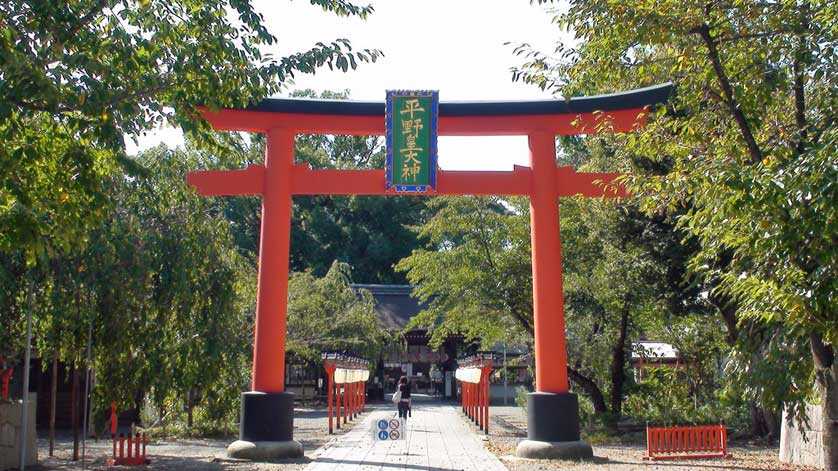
126,1,573,170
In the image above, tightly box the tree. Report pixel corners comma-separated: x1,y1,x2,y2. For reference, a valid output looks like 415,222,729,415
286,261,386,364
517,0,838,466
0,0,381,259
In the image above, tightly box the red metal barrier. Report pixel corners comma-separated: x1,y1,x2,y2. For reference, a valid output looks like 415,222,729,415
107,433,150,466
108,403,151,465
643,423,730,460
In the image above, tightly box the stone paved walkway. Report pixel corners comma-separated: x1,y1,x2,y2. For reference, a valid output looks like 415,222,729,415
303,402,508,471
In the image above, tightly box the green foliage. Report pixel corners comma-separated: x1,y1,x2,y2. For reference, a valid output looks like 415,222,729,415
396,196,534,348
286,261,387,363
0,143,255,425
0,0,381,259
519,0,838,341
88,145,254,418
625,367,738,426
516,0,838,438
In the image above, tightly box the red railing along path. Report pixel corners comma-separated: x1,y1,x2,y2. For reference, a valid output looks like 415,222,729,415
456,353,493,434
643,423,730,461
322,353,369,434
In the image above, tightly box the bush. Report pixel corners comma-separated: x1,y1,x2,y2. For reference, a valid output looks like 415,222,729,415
624,367,735,426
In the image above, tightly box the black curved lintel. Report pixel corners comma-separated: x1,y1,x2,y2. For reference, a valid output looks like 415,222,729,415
242,83,672,117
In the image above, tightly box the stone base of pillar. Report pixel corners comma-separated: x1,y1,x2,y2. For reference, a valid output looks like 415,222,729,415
517,392,593,460
227,391,302,460
516,440,593,460
227,440,303,460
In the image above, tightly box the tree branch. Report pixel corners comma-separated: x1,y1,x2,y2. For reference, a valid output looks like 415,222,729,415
692,23,763,164
568,366,608,414
63,0,111,42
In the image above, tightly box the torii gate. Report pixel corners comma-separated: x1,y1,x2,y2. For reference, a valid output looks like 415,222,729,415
186,83,671,460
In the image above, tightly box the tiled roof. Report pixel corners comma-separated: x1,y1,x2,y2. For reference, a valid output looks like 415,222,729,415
352,284,428,330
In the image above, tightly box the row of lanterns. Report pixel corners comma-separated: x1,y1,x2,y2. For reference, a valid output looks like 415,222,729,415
455,351,494,384
321,352,370,384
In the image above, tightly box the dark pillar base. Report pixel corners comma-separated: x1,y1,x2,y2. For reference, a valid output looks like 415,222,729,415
517,392,593,460
227,392,302,460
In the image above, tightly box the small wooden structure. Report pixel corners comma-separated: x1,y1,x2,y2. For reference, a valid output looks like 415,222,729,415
643,423,730,461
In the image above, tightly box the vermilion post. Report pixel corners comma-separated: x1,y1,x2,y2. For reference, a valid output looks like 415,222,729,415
251,129,294,392
466,383,470,418
474,382,479,426
483,365,492,434
353,382,356,416
336,384,341,429
528,133,570,393
324,365,335,434
342,384,347,423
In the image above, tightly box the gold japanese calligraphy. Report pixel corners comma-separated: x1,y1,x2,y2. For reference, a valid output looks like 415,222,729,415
399,99,425,183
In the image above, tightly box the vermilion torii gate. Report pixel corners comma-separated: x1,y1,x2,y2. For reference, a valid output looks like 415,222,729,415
186,83,671,460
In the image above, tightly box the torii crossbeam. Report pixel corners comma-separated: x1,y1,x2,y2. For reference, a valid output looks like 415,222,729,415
186,83,671,460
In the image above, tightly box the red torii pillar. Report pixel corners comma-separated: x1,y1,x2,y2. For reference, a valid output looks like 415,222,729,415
186,84,671,460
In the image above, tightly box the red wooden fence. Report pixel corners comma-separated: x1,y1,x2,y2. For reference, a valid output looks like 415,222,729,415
107,402,151,465
107,433,150,466
643,423,730,460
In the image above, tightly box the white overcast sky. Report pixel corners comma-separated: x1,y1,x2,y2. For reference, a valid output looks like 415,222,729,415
127,0,573,170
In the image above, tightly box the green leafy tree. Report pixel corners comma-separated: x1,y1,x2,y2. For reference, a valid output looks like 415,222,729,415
286,261,386,363
0,0,381,259
517,0,837,465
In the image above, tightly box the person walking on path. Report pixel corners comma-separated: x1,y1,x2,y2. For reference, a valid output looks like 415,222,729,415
395,376,412,419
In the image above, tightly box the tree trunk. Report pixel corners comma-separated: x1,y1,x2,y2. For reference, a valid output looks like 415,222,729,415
159,405,166,437
608,303,630,423
49,351,58,457
71,367,80,461
567,366,607,414
811,333,837,471
750,401,769,437
762,407,780,443
187,389,193,429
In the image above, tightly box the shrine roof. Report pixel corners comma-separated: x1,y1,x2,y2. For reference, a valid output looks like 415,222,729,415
240,83,672,117
352,284,429,330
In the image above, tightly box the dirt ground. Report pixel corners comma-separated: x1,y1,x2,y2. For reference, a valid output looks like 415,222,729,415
487,406,819,471
26,403,817,471
30,405,364,471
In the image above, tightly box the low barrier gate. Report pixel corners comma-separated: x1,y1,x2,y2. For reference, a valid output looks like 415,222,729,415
643,422,730,461
107,402,151,466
